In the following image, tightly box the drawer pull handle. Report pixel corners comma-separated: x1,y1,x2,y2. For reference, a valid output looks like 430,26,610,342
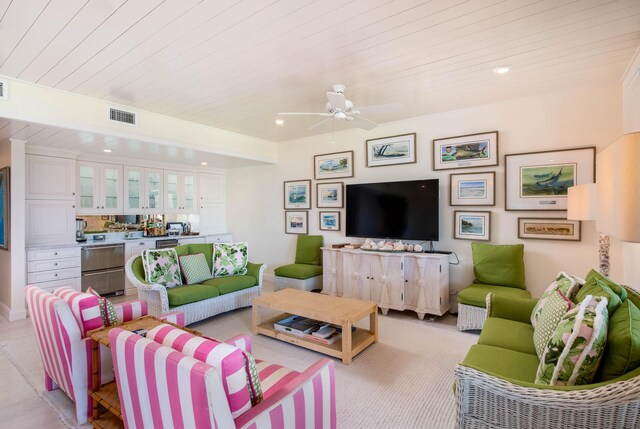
54,263,58,266
54,252,58,256
54,274,58,277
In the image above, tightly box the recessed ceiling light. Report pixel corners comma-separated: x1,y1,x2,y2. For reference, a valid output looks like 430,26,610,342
493,66,511,75
275,119,284,125
103,149,112,153
200,161,208,166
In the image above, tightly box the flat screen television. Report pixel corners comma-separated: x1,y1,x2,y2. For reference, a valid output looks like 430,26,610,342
345,179,439,241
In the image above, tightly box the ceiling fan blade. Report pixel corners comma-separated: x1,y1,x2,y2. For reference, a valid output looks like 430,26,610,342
278,112,331,116
351,115,378,130
326,91,346,110
352,102,403,116
308,117,333,131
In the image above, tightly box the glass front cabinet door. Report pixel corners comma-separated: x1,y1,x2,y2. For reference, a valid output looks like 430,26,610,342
77,162,123,214
124,167,163,214
164,170,198,214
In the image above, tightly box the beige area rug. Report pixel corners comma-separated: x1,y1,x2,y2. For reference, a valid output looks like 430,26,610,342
1,309,477,429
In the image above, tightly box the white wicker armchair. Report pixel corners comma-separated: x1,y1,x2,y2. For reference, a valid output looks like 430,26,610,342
125,255,266,325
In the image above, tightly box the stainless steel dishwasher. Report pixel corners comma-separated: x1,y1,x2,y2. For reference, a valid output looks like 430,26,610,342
81,244,125,296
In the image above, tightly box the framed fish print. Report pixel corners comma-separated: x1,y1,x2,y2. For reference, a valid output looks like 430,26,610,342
283,179,311,210
319,211,340,231
366,133,416,167
505,147,595,211
454,211,491,241
450,171,495,206
314,151,354,180
285,211,308,234
433,131,498,171
316,182,344,208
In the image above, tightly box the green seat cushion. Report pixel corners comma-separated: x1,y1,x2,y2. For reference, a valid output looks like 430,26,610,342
201,275,257,295
274,263,324,280
478,318,536,356
598,299,640,381
188,243,214,271
471,242,526,289
575,269,627,307
458,284,532,308
294,235,323,265
462,344,540,383
167,284,220,307
132,256,145,282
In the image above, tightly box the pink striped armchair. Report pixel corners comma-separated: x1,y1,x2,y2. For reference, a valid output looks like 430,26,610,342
25,285,183,424
109,327,337,428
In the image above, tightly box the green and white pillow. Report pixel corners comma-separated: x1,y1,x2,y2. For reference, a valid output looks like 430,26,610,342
531,272,584,328
533,290,574,359
535,295,609,386
178,253,212,285
142,248,183,288
86,287,119,327
213,242,248,277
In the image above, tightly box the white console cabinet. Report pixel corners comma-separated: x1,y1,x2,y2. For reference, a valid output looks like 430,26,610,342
322,248,450,319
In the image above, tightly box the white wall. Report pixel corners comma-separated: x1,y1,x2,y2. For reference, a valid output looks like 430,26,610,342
228,85,622,299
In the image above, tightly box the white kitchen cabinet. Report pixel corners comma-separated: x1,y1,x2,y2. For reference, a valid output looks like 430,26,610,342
322,248,449,319
124,166,163,214
199,173,225,203
165,170,197,214
199,202,227,233
205,234,233,244
27,247,81,293
124,239,156,296
178,236,206,245
77,162,123,214
26,155,76,200
26,200,77,245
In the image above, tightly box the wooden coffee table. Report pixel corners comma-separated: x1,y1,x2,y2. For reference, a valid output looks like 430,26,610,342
87,316,201,428
252,289,378,364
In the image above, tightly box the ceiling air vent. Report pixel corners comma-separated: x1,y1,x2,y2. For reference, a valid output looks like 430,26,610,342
0,79,7,100
108,107,136,125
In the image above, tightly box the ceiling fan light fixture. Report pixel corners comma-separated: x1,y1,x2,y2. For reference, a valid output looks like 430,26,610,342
335,111,346,120
493,66,511,75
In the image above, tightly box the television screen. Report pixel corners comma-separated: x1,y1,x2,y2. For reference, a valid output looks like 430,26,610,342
345,179,439,241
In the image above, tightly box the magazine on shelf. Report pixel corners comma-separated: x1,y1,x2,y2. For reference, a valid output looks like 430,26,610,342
312,324,336,339
304,331,342,345
274,315,321,337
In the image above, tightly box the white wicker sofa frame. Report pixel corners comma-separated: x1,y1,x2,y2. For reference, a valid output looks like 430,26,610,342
125,255,266,325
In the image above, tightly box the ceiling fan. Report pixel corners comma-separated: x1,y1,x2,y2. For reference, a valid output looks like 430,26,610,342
278,84,403,131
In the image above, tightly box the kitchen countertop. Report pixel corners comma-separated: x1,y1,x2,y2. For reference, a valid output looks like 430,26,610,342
26,232,232,250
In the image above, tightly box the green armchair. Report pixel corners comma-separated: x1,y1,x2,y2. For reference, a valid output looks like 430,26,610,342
274,235,323,291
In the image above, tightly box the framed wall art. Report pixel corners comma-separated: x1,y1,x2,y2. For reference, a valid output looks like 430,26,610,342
314,151,354,180
505,147,595,211
0,166,9,250
365,133,416,167
518,218,581,241
319,211,340,231
433,131,498,171
285,211,308,234
449,171,495,206
316,182,344,208
454,211,491,241
283,179,311,209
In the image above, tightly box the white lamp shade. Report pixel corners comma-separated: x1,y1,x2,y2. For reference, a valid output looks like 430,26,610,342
597,132,640,242
567,183,597,221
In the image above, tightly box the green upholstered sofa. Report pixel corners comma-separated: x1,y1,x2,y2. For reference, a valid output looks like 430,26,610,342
454,271,640,428
125,243,265,325
457,243,531,331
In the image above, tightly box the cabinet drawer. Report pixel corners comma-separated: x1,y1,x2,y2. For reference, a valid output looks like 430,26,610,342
206,234,233,243
28,267,80,284
28,257,80,273
27,247,80,261
30,277,81,293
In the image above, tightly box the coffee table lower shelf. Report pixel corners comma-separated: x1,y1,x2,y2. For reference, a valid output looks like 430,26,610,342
255,314,376,362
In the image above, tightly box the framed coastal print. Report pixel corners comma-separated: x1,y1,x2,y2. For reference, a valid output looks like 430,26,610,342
285,211,308,234
450,171,495,206
433,131,498,171
518,218,581,241
283,179,311,209
314,151,354,180
0,166,9,250
505,147,595,211
454,211,491,241
365,133,416,167
317,182,344,208
319,211,340,231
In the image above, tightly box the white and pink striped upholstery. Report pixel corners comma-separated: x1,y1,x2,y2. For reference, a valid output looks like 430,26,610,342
147,324,252,418
255,360,301,400
53,287,103,335
110,328,337,428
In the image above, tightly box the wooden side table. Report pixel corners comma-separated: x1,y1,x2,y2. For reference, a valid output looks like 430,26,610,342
87,316,201,428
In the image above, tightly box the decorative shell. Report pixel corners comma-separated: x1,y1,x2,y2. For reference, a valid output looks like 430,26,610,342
377,240,386,248
407,244,414,252
414,244,423,252
393,241,405,251
381,243,394,251
370,242,379,250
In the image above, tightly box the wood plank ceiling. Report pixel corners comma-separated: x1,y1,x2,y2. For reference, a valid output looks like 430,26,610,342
0,0,639,144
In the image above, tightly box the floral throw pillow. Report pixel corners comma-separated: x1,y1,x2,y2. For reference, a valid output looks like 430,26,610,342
535,295,609,386
531,272,584,328
179,253,213,285
86,287,119,327
213,242,248,277
142,248,183,288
